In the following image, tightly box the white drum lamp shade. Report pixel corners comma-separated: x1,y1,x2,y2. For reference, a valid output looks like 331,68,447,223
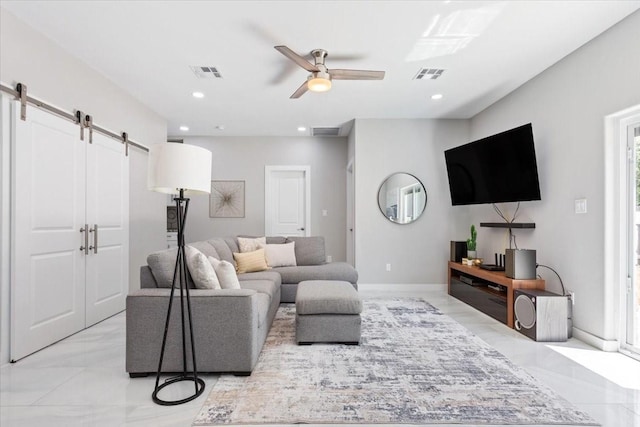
148,143,212,195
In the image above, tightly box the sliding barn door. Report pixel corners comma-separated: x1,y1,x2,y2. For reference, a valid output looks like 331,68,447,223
85,133,129,326
11,104,86,361
11,103,130,360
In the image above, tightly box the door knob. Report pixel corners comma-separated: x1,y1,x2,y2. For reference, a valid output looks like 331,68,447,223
297,227,305,231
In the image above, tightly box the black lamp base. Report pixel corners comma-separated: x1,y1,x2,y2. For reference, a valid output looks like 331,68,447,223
152,191,205,406
152,374,205,406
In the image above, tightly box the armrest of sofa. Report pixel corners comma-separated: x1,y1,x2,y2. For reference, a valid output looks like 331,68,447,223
126,288,263,374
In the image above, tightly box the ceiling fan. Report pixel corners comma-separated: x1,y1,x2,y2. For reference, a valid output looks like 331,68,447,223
274,45,385,99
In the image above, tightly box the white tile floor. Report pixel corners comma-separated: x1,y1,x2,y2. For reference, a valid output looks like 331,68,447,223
1,286,639,427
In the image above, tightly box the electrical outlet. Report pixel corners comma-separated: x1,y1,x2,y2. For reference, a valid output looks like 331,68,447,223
569,291,575,305
386,263,391,272
326,255,332,263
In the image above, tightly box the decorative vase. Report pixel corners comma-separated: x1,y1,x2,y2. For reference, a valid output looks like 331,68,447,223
467,250,477,259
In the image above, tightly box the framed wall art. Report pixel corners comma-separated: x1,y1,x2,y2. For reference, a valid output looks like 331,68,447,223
209,180,245,218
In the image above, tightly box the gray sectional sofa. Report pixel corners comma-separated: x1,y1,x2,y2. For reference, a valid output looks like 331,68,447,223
126,236,358,376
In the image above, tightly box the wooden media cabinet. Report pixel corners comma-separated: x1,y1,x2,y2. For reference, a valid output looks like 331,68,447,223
447,261,545,328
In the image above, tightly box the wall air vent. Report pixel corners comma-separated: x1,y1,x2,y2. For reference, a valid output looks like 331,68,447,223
311,127,341,137
190,66,223,79
414,68,445,80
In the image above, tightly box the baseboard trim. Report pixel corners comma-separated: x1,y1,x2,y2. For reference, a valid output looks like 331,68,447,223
358,283,447,292
572,327,619,352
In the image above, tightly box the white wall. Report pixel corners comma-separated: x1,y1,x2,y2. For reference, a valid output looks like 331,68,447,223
0,9,167,364
353,119,469,284
462,11,640,343
182,136,348,262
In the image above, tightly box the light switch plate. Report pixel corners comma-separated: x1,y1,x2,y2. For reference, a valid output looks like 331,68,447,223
575,198,587,214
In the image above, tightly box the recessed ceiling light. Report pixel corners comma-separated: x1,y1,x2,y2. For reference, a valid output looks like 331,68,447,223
192,92,205,98
297,126,307,132
179,126,189,131
431,93,444,100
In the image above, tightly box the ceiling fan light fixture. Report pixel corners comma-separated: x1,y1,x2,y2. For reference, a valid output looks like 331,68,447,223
307,76,332,92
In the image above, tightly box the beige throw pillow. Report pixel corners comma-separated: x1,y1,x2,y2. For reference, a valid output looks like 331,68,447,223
208,257,241,289
263,242,297,268
233,248,269,273
237,236,266,253
184,246,221,289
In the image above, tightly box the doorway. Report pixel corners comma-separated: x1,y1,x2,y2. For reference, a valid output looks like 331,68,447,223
346,159,355,266
265,166,310,237
623,122,640,358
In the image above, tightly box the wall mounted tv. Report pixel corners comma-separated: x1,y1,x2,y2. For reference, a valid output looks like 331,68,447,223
444,123,541,206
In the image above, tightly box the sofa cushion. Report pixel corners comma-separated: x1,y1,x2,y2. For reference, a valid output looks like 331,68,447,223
285,236,326,266
208,238,234,264
209,257,241,289
267,236,287,244
234,249,269,273
238,236,266,253
185,246,221,289
237,270,282,288
273,262,358,285
147,248,178,288
239,279,279,303
223,236,240,254
263,242,297,268
147,249,196,289
188,240,220,259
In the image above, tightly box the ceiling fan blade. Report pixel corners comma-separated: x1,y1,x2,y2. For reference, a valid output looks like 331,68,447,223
330,69,385,80
290,81,309,99
275,46,319,72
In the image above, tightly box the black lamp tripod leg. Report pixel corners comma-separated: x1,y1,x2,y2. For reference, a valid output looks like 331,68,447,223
151,193,205,405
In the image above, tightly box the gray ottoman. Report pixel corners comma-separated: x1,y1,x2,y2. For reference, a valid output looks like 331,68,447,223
295,280,362,344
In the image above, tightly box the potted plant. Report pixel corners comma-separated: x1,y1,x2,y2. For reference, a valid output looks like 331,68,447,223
467,224,477,259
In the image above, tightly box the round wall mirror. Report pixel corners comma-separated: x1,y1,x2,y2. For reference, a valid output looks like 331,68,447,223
377,173,427,224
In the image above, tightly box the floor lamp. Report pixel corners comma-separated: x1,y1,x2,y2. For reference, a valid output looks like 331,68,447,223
147,142,212,405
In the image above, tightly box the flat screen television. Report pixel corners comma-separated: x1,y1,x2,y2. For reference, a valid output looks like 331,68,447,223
444,123,541,206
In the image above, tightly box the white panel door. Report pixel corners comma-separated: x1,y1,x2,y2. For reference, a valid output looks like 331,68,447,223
85,133,129,326
265,166,310,237
11,103,86,361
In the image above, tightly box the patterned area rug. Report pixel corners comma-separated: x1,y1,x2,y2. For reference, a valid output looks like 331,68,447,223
193,299,597,425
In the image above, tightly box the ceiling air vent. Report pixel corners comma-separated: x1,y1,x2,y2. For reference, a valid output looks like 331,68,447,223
311,127,341,137
190,66,223,79
414,68,445,80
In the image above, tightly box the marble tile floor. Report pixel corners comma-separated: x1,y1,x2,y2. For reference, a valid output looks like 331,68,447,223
1,286,639,427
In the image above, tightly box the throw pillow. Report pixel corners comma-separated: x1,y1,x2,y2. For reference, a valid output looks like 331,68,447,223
208,257,241,289
184,246,221,289
233,248,269,273
237,236,266,253
146,248,178,288
262,242,297,268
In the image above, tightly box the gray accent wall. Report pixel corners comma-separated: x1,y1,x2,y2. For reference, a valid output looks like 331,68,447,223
181,136,348,263
459,11,640,343
0,10,167,365
352,119,469,284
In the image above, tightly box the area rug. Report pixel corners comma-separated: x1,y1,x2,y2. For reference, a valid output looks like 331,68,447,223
193,299,598,425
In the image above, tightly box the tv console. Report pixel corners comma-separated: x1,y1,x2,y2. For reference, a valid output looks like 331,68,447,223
447,261,544,328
